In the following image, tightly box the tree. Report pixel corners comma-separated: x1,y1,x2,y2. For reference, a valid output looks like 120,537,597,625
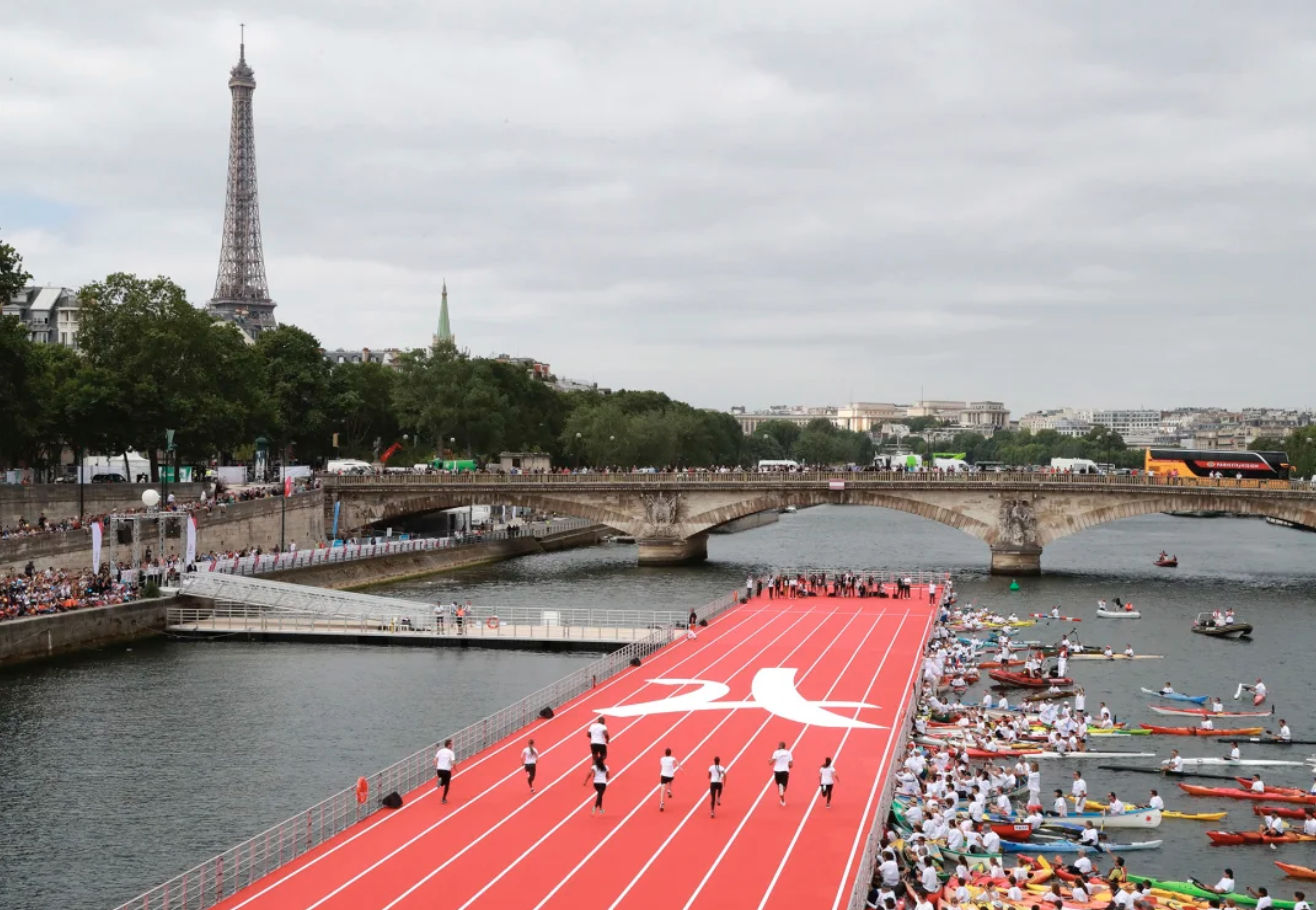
0,230,31,303
77,273,266,475
256,325,333,461
0,316,38,466
328,360,401,459
756,420,803,453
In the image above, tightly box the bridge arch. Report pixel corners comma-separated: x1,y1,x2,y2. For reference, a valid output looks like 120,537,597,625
336,490,643,537
686,491,995,543
1039,494,1316,546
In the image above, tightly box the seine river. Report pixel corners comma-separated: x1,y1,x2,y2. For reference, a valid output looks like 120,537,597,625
3,506,1316,909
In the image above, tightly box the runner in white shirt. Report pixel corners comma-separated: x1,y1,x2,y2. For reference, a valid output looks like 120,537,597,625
582,755,610,815
708,756,727,818
818,757,839,808
587,716,610,761
658,748,681,811
770,741,794,807
521,738,538,793
434,738,456,804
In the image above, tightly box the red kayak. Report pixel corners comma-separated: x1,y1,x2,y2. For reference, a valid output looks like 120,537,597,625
990,822,1037,842
988,669,1074,689
1276,862,1316,880
1179,783,1316,804
1207,830,1316,845
1139,724,1265,737
1234,778,1307,796
1253,805,1316,820
1155,558,1179,568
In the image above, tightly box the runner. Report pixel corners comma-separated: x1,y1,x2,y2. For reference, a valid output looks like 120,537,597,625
708,755,727,818
588,715,610,761
434,738,456,804
770,740,794,807
658,747,681,811
583,754,609,815
521,738,538,793
819,756,839,808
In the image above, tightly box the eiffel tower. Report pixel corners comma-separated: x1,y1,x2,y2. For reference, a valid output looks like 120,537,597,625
207,27,277,339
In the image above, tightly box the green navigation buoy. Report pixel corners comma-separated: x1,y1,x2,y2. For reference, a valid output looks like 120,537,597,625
1009,579,1020,591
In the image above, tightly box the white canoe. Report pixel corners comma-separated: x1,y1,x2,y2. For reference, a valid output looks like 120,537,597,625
1049,808,1162,830
1070,653,1163,661
1035,751,1158,760
1166,757,1312,767
1096,608,1141,618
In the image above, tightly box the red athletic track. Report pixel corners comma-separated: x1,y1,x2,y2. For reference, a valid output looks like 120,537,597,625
212,588,937,910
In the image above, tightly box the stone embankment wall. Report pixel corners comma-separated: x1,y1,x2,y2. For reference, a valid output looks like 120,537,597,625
0,482,208,527
0,493,326,574
0,596,180,667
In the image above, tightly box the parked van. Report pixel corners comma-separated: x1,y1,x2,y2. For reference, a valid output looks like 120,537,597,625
325,459,374,475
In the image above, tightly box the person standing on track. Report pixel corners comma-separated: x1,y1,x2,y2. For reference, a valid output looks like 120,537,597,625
434,738,456,804
659,748,681,811
583,754,610,815
588,716,610,761
708,756,727,817
819,756,839,808
521,738,538,793
770,741,794,806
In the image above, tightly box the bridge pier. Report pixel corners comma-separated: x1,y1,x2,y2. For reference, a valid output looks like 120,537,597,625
636,534,708,566
990,545,1042,576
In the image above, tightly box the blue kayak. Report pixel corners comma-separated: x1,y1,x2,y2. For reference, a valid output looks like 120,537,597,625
1139,687,1208,705
1003,839,1163,853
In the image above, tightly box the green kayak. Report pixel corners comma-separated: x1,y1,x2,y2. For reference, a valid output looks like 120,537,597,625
1127,875,1296,910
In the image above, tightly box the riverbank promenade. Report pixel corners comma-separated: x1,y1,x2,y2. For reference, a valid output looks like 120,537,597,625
161,588,936,910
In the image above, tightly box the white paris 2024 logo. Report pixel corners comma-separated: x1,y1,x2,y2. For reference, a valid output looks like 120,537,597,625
593,668,884,730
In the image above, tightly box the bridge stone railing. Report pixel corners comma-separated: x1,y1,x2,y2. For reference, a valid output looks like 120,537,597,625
324,471,1316,496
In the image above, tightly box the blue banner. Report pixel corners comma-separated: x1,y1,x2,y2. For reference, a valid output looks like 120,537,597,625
332,500,341,539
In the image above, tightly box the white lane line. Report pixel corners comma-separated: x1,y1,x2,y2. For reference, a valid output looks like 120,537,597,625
828,605,937,910
223,602,763,910
602,606,873,910
675,611,909,910
757,608,929,909
518,604,866,910
381,608,832,910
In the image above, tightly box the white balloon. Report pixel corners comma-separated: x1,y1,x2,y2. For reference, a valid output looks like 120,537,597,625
141,489,161,508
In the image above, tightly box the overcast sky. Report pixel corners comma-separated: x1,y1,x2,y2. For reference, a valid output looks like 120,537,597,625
4,2,1316,413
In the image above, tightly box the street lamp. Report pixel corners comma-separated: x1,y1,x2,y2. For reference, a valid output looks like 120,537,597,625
575,432,582,470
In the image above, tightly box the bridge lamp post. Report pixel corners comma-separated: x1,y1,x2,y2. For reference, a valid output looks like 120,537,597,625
575,432,582,471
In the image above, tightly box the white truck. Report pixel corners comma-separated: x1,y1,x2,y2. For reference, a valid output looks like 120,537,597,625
933,457,972,473
1050,457,1100,474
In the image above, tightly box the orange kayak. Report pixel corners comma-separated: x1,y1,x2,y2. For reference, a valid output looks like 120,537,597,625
1276,862,1316,880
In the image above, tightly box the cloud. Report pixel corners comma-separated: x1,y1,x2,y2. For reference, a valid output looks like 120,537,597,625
3,1,1316,413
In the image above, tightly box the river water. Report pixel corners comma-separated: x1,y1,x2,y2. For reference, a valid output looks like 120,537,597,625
3,506,1316,909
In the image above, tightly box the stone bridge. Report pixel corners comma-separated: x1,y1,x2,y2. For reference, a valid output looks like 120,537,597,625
322,473,1316,574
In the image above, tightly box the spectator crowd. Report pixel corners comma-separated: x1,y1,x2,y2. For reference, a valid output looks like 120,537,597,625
1,566,137,621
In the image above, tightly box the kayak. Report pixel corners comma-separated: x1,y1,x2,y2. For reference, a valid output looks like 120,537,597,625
1030,613,1083,622
1207,830,1316,845
1045,807,1162,829
989,821,1037,842
1139,725,1265,737
1004,838,1162,853
1233,777,1308,794
1148,704,1274,718
1173,758,1310,767
1069,653,1164,661
1127,876,1297,909
1084,800,1227,821
989,669,1074,688
1178,783,1316,804
1096,608,1141,618
1276,862,1316,880
1140,687,1209,704
1253,805,1316,820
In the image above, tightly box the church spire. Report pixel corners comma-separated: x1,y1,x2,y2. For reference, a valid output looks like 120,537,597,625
436,280,453,346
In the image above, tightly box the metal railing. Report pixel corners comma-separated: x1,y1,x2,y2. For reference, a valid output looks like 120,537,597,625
846,662,927,910
167,602,693,638
200,518,597,578
112,589,738,910
323,471,1316,493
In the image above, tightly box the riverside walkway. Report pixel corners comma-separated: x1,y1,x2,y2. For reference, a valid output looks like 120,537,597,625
115,585,938,910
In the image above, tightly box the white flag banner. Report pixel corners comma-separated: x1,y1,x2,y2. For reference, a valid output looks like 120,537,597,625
91,520,103,573
185,515,198,565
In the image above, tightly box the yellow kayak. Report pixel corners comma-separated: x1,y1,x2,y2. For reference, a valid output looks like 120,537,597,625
1084,799,1226,821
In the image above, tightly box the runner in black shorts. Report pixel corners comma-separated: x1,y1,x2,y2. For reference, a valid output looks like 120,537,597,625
587,716,610,761
658,748,680,811
708,756,727,818
521,738,538,793
770,741,794,807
